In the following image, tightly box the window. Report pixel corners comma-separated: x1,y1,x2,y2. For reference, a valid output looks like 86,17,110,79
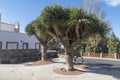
6,42,18,49
22,42,28,49
35,43,40,50
0,42,2,49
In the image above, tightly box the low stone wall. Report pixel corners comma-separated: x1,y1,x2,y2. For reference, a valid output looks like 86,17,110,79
0,49,40,63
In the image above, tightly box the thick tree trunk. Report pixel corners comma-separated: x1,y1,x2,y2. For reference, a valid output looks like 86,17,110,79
65,48,74,71
41,52,47,61
41,45,47,61
65,54,74,71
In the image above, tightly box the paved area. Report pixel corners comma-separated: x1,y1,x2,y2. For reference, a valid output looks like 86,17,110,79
0,58,120,80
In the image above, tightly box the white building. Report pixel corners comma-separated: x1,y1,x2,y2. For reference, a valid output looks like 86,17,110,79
0,22,40,50
0,22,19,32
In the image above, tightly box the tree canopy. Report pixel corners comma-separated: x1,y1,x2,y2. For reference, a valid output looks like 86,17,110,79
25,4,110,71
107,32,120,53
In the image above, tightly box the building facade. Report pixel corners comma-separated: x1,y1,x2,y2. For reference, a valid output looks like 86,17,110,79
0,22,19,32
0,22,40,50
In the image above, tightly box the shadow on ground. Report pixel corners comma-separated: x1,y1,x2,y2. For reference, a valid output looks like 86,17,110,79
76,62,120,79
49,57,120,79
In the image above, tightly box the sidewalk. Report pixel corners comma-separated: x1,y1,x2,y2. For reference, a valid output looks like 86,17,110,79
0,58,120,80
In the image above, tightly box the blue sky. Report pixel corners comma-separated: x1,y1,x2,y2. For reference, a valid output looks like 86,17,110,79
0,0,120,38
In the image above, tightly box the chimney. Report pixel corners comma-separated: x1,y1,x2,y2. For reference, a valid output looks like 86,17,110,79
14,22,20,32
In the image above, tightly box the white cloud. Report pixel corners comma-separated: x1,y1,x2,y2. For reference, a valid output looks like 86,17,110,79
105,0,120,6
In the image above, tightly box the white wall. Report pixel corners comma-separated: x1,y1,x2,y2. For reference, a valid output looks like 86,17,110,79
0,22,15,32
0,30,40,49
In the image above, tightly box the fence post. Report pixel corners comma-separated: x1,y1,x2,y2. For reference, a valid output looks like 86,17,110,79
114,53,117,59
100,53,102,58
88,52,90,57
80,51,83,56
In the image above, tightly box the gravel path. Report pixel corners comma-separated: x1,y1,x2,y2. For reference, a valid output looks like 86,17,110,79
0,58,120,80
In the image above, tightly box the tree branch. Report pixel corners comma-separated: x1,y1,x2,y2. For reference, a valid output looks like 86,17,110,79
71,39,81,48
52,24,62,38
75,23,80,39
47,31,57,37
66,26,72,37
